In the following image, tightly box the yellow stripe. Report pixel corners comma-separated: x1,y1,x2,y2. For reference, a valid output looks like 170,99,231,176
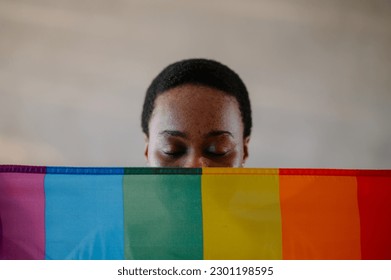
201,168,282,259
202,167,279,175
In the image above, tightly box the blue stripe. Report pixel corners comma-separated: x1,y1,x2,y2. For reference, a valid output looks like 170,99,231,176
46,167,124,175
44,173,124,259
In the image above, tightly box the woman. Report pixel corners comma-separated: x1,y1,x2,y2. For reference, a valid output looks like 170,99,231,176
141,58,252,167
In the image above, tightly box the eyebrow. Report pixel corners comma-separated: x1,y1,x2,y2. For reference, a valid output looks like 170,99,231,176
159,130,233,139
159,130,188,138
205,130,234,138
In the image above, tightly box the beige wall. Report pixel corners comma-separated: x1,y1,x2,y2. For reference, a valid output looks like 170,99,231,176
1,0,390,168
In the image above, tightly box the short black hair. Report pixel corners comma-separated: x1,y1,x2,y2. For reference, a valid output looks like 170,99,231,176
142,58,252,137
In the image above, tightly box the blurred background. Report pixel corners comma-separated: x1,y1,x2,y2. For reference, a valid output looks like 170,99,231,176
0,0,390,168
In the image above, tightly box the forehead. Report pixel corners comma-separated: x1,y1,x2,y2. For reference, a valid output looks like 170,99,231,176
149,84,243,137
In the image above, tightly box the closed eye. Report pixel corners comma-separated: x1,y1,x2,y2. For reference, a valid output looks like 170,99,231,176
205,144,231,157
207,151,228,157
163,150,186,158
205,149,229,157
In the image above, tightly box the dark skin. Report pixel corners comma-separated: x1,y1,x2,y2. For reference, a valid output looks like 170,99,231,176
144,84,250,167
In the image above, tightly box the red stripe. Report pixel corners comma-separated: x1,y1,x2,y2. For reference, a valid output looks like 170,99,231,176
357,176,391,259
280,168,391,177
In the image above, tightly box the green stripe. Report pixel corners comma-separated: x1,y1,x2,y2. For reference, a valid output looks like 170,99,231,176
123,173,203,259
124,168,202,175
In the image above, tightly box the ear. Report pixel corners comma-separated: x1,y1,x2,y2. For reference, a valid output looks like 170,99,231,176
242,136,250,165
144,134,149,165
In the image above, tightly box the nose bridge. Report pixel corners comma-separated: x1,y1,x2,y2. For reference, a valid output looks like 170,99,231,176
184,152,209,168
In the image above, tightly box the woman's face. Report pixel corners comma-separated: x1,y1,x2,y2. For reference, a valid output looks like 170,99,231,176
145,84,249,167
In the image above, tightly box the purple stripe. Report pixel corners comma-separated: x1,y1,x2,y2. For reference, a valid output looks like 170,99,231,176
0,165,46,174
0,172,45,259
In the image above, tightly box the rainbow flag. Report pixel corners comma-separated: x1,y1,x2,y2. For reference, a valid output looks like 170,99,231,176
1,165,390,260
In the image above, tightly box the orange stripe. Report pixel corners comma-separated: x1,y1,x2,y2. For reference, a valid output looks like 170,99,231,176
279,174,361,259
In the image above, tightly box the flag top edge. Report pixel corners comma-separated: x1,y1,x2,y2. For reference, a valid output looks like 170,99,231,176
1,165,390,176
